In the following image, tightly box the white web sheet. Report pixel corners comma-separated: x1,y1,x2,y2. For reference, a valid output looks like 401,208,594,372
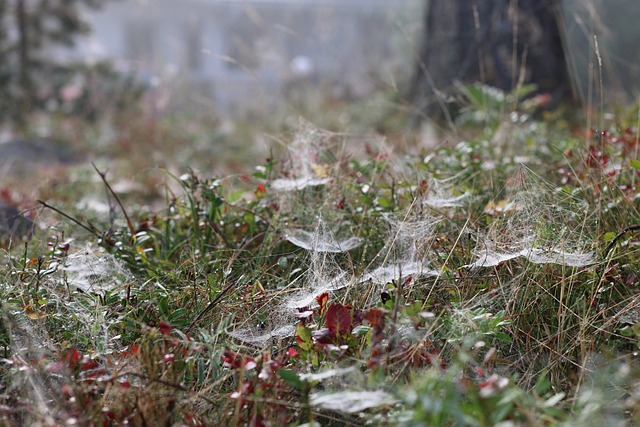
467,167,597,269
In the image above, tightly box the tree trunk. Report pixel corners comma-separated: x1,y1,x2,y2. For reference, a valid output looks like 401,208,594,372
410,0,575,121
16,0,31,121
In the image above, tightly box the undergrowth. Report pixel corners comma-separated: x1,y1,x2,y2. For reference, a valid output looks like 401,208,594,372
2,90,640,426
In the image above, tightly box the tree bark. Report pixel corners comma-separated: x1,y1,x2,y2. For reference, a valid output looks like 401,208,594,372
410,0,575,121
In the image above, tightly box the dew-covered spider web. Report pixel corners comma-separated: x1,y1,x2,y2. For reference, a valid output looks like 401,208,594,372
1,307,58,425
225,126,597,348
228,123,472,343
420,174,468,208
357,167,468,287
229,217,358,345
61,244,134,293
0,243,133,423
229,122,359,344
284,218,357,309
271,119,334,192
284,225,363,253
359,211,441,285
467,166,597,269
391,164,469,209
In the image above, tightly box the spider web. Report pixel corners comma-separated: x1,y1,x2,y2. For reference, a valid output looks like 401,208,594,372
1,308,58,425
0,243,133,422
359,212,441,285
271,120,334,191
284,223,363,253
467,166,597,269
60,244,134,293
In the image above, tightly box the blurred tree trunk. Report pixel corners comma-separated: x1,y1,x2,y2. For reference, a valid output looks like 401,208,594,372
410,0,575,122
16,0,31,119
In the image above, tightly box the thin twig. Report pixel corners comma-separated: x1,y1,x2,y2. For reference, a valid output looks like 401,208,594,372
186,280,237,333
92,162,136,237
205,218,232,249
37,200,100,237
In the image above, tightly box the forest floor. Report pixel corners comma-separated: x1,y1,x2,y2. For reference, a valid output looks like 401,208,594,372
2,86,640,426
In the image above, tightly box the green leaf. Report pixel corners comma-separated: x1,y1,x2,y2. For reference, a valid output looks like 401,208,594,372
603,232,617,242
252,168,267,179
631,158,640,171
278,368,305,390
206,273,219,288
277,256,288,269
376,197,393,210
168,308,188,322
243,212,255,227
159,297,169,316
296,323,313,351
619,325,633,337
359,195,373,205
493,331,513,344
227,190,244,203
534,369,551,394
352,325,371,336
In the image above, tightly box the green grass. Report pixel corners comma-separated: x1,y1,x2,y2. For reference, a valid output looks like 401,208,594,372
1,87,640,426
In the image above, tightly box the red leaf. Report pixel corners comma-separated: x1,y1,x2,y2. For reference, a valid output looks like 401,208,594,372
222,349,240,367
352,309,364,326
255,183,267,198
286,347,298,358
222,349,254,370
69,349,81,365
158,321,172,335
326,303,351,336
85,368,108,379
316,293,329,315
80,357,99,371
102,408,117,420
366,308,385,330
61,348,81,369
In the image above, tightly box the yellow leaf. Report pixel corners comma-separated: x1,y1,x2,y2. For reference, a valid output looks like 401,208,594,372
484,199,524,215
24,306,46,320
311,163,330,178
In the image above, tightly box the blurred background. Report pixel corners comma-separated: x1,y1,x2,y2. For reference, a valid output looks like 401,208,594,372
45,0,422,117
3,1,640,128
59,0,640,117
1,0,640,195
0,0,423,185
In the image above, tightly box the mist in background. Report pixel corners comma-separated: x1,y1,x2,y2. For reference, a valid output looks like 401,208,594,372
56,0,422,117
42,0,640,118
